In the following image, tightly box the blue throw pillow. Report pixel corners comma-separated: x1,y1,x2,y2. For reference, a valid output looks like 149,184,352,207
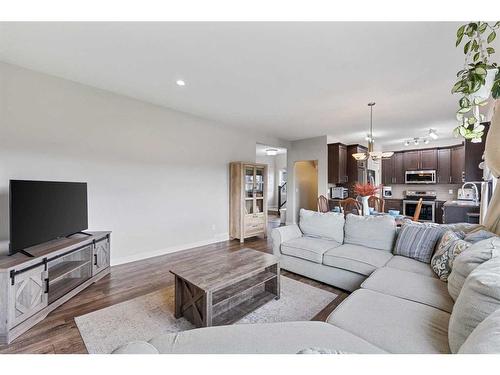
394,222,447,263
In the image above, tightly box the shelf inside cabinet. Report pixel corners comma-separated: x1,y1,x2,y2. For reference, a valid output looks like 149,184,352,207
49,260,90,283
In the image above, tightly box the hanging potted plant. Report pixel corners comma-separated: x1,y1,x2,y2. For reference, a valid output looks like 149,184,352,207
452,21,500,142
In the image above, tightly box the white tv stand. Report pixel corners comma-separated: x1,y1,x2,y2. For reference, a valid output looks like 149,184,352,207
0,231,111,344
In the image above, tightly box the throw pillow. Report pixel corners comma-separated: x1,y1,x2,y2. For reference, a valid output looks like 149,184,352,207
393,222,446,263
343,214,396,252
464,229,497,244
431,230,468,281
299,209,344,243
448,237,500,301
448,257,500,353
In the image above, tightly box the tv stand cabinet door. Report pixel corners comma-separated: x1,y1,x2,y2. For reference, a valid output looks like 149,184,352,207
93,237,110,275
8,265,48,328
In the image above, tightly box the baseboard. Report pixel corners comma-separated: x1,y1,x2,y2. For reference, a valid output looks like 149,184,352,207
111,233,230,266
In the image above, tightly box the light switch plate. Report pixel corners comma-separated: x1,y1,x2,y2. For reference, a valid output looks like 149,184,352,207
449,189,453,194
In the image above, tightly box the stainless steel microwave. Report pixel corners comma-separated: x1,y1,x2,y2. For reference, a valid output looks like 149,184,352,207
405,170,436,184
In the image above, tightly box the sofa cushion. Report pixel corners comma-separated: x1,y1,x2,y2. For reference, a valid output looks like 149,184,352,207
146,321,386,354
431,230,470,281
394,222,446,263
361,267,454,313
458,308,500,354
385,255,437,278
281,236,341,263
344,214,396,252
464,229,497,243
448,257,500,353
327,289,450,353
299,209,344,242
322,244,393,276
448,237,500,301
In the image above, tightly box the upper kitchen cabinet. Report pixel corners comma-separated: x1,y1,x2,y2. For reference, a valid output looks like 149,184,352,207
382,152,404,185
403,149,437,171
403,150,420,171
420,149,438,170
328,143,348,184
450,145,465,184
437,148,451,184
347,144,368,185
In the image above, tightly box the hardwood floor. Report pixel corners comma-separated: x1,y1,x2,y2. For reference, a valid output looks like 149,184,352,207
0,217,349,354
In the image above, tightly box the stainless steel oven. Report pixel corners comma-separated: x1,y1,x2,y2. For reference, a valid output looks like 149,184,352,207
403,190,437,222
405,170,436,184
403,200,435,222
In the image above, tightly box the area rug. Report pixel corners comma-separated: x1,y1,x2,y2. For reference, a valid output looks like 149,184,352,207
75,276,337,354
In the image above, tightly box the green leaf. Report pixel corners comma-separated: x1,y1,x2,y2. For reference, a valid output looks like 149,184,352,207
464,40,471,54
488,31,496,43
479,23,487,33
457,24,466,37
492,80,500,99
456,35,464,47
475,66,487,75
475,124,485,132
472,39,479,52
452,81,463,93
487,47,495,55
459,97,470,108
473,52,480,62
468,116,477,125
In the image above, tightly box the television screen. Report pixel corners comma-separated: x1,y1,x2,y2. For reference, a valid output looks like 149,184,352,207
9,180,88,254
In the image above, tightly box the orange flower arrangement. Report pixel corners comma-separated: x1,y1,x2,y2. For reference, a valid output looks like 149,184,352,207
353,183,380,197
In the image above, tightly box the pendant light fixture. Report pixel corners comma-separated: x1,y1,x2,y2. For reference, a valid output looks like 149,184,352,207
352,102,394,161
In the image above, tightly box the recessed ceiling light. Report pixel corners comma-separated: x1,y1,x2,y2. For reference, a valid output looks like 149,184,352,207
404,140,410,146
176,79,186,87
424,139,430,144
266,148,278,156
414,138,419,145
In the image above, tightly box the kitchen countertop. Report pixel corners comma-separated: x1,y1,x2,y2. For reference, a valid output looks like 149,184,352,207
443,200,480,207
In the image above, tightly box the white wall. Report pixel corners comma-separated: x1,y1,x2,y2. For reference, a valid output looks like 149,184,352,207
286,136,328,223
0,62,288,264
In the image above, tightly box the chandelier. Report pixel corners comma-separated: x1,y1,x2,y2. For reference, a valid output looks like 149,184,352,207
352,102,394,161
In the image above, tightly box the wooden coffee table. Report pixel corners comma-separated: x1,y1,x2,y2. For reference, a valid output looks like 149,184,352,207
170,248,280,328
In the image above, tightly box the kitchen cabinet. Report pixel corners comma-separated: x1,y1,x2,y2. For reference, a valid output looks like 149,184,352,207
384,199,403,213
346,144,367,185
437,148,451,184
435,201,445,224
404,149,437,171
382,152,404,185
403,151,420,171
328,143,348,184
420,149,438,170
451,145,465,184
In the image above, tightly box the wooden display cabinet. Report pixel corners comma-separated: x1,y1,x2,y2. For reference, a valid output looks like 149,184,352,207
229,162,268,243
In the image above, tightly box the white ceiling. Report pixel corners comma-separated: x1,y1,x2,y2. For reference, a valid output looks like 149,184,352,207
1,22,495,148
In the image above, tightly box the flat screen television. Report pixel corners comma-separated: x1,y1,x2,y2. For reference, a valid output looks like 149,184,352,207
9,180,88,255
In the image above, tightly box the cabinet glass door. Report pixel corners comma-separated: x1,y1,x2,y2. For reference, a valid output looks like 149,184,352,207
255,168,264,198
244,166,255,198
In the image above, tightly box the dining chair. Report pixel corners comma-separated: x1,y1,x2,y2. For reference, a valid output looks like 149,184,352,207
368,196,385,213
339,198,362,216
317,195,330,213
412,198,423,221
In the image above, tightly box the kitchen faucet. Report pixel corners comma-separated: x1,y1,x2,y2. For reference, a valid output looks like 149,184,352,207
461,182,479,205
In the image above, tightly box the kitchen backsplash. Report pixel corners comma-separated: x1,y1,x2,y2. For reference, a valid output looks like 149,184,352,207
389,184,461,201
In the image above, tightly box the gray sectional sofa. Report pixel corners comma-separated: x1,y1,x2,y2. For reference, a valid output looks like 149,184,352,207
114,210,500,354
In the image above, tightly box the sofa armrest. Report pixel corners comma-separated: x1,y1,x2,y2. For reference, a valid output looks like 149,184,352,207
271,225,303,257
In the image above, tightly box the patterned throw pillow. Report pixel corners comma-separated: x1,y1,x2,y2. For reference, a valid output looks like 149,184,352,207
394,222,446,263
431,230,470,281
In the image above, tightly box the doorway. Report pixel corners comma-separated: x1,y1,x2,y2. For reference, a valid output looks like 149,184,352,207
255,143,287,223
294,160,319,218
